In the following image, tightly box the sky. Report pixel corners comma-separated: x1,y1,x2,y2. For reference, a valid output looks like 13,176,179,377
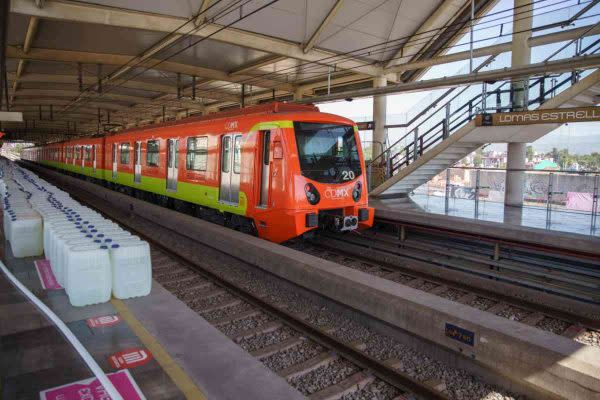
317,0,600,155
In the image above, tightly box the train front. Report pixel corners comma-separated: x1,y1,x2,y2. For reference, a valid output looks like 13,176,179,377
274,117,374,241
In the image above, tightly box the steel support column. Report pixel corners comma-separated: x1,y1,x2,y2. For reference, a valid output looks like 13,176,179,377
505,0,532,208
372,75,387,160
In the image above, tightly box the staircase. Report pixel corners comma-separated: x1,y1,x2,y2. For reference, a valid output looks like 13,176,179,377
368,40,600,198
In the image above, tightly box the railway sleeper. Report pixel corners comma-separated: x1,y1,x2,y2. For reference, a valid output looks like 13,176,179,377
279,352,339,380
251,336,306,359
210,309,262,327
232,321,283,341
308,371,375,400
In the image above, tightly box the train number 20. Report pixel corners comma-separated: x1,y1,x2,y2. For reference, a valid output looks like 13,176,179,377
341,170,355,181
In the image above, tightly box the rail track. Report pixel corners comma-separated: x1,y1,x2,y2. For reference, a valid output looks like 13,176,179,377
295,231,600,348
30,165,526,400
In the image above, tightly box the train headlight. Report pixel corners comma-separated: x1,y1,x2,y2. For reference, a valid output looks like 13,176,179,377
304,183,320,205
352,181,362,202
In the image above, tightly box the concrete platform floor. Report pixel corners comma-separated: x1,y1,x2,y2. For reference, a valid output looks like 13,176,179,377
0,228,303,399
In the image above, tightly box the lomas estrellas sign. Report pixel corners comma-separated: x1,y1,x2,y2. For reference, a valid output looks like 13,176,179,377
475,107,600,126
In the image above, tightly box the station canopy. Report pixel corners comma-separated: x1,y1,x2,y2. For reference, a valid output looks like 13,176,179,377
3,0,499,142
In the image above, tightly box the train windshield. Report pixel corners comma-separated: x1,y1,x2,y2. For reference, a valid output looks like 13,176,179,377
294,122,362,183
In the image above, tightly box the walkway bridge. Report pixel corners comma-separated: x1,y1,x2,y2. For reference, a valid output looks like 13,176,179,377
367,43,600,199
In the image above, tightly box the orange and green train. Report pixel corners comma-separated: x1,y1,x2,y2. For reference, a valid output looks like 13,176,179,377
21,102,374,243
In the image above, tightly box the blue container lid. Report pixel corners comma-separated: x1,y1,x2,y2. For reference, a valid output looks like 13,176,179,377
111,244,119,248
100,245,108,249
86,234,93,238
104,238,112,243
94,239,101,243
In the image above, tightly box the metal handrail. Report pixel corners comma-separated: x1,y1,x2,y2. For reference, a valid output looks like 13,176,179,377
368,31,600,188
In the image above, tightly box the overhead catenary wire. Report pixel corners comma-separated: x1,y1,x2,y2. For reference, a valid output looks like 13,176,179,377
62,0,280,119
55,0,590,122
41,0,599,131
201,0,598,98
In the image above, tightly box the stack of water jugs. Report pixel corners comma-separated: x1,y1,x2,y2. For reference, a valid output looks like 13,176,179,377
0,160,152,306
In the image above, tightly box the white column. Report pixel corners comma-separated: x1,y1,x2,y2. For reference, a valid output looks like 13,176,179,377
293,88,303,101
372,75,387,160
505,0,532,207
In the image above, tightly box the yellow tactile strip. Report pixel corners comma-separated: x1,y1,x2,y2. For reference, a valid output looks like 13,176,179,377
111,298,207,400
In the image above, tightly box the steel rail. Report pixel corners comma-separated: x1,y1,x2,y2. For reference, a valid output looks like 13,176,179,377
311,233,600,329
375,216,600,261
25,161,448,400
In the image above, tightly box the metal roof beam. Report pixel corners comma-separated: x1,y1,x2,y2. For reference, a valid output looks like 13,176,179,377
10,16,39,104
303,0,345,53
5,46,293,92
10,0,385,77
229,55,287,76
7,72,240,102
384,24,600,74
384,0,465,69
297,53,600,103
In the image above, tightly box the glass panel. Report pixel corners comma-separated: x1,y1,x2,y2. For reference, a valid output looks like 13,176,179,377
222,137,231,173
294,122,361,183
233,136,241,174
146,140,159,166
120,143,130,164
186,136,208,171
84,146,91,161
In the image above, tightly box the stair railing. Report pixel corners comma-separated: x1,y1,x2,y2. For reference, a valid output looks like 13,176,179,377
367,26,600,192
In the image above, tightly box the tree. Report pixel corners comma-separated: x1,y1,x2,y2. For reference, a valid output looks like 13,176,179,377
526,145,534,161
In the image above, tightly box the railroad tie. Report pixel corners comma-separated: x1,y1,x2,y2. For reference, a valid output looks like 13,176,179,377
308,371,375,400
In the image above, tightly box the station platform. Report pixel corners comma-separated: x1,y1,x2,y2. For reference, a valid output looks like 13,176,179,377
371,196,600,258
0,221,303,399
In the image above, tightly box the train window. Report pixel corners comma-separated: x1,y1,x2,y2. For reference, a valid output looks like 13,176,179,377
221,136,231,173
84,145,91,161
186,136,208,171
233,136,241,174
120,143,131,164
75,146,81,159
66,146,71,159
146,140,159,166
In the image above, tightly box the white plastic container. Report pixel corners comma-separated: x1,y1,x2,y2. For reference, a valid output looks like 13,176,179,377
9,210,44,257
59,232,134,289
65,244,112,307
109,239,152,299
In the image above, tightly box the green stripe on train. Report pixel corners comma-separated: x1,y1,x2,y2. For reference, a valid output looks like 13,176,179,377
41,160,248,216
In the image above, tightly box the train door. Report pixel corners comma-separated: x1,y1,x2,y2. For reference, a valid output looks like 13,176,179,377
92,144,97,174
112,143,118,179
259,130,271,207
166,138,179,191
134,141,142,184
81,146,85,169
219,134,241,204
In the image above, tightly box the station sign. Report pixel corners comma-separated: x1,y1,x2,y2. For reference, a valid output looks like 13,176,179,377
476,106,600,126
87,315,122,328
356,121,375,131
109,348,153,369
40,369,146,400
445,323,475,346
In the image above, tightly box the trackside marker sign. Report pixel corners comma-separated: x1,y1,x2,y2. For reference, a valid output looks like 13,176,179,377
40,369,146,400
109,348,153,369
87,315,122,328
34,259,62,290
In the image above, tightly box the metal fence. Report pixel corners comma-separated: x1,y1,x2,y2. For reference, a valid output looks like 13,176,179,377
410,167,600,236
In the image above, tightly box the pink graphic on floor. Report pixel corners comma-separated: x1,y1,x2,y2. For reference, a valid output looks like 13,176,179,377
40,369,146,400
34,259,62,290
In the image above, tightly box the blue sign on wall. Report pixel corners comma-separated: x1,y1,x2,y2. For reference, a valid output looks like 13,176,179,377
445,323,475,346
